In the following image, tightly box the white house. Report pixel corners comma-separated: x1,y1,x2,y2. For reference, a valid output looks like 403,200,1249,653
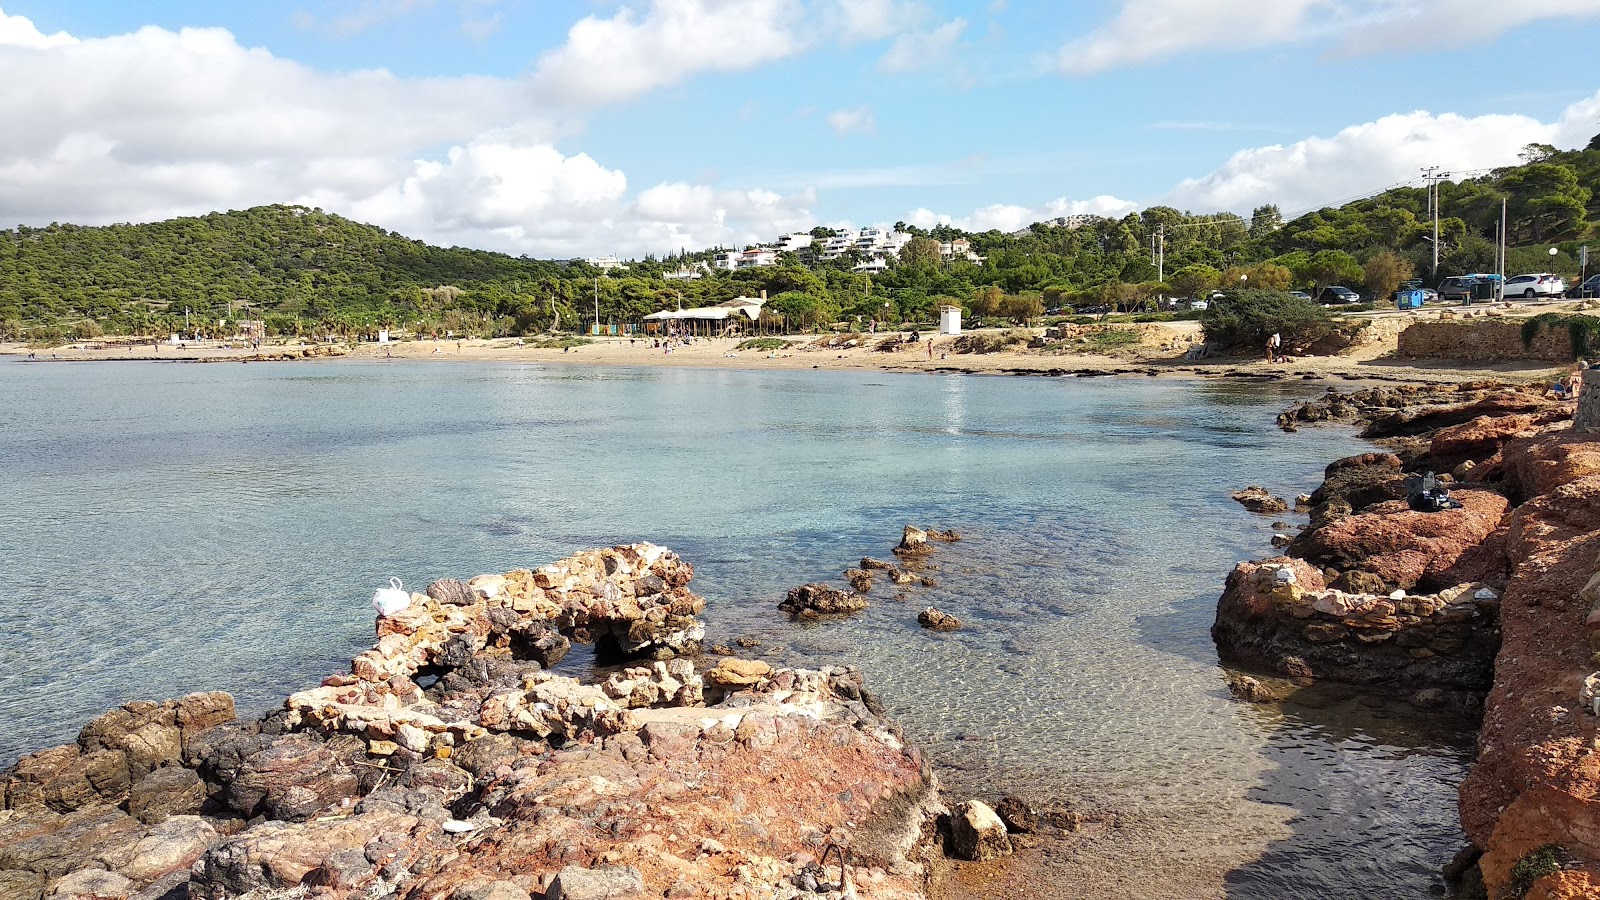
585,254,627,271
735,249,779,269
853,257,890,274
663,266,704,281
771,233,812,254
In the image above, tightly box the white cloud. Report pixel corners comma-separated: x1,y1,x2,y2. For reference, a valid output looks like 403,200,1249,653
904,195,1138,233
1163,90,1600,215
879,18,966,73
822,0,926,42
0,7,76,48
827,106,877,137
1057,0,1600,74
530,0,807,106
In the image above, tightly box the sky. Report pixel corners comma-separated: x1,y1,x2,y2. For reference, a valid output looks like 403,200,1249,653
1,1,1599,260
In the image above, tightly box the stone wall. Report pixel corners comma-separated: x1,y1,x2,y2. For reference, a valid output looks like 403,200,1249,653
1396,319,1573,362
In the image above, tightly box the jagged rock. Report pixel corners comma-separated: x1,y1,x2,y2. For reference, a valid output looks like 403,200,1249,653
225,734,366,821
174,693,236,751
127,767,204,824
545,865,644,900
189,808,421,899
993,797,1036,834
1291,489,1510,590
507,623,570,668
452,881,530,900
893,525,933,556
0,870,43,900
0,806,144,880
917,608,961,631
949,800,1011,861
860,557,896,571
600,660,703,709
449,733,525,779
779,584,868,617
425,578,475,605
844,568,874,592
1231,486,1288,514
477,673,634,743
1329,569,1389,594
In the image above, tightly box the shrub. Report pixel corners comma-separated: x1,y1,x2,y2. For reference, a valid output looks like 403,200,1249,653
736,337,792,351
1507,844,1566,898
952,329,1031,354
524,335,591,349
1199,289,1338,354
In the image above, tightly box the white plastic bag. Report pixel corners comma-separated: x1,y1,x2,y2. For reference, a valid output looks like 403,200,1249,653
372,577,411,617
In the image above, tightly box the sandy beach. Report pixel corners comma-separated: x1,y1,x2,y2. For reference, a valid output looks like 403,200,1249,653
1,304,1574,388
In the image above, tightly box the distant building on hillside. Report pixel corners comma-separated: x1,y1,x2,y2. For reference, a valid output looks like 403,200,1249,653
585,254,627,271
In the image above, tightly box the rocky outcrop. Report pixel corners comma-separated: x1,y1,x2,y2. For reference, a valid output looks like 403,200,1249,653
2,545,945,900
1275,382,1557,435
948,800,1011,862
779,583,868,618
1289,488,1510,592
1213,559,1499,710
917,608,962,631
1230,486,1288,514
1248,386,1600,897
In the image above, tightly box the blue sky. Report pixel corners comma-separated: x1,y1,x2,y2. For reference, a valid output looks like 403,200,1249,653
1,1,1598,258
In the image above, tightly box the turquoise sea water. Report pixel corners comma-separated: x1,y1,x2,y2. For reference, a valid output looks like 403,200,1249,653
0,360,1471,896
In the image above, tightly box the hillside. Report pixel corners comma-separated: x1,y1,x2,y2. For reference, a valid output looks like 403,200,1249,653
3,137,1597,343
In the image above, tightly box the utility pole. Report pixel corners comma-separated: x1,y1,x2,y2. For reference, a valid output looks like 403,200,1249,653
593,276,600,335
1498,196,1508,301
1422,166,1450,282
1157,224,1165,283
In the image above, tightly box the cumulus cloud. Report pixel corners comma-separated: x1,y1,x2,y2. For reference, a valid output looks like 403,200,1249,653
903,195,1138,233
530,0,807,106
1057,0,1600,74
827,106,877,137
0,7,76,48
0,6,820,257
879,18,966,73
1163,90,1600,215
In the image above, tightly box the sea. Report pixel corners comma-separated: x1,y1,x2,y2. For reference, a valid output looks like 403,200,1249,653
0,359,1473,897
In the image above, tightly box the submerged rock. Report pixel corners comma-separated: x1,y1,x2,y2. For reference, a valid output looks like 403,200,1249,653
917,607,962,631
779,583,869,617
1231,486,1288,514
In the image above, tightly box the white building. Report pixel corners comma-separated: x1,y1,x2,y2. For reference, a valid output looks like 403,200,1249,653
585,254,627,271
938,238,985,263
735,249,779,269
711,250,740,271
820,232,858,260
853,257,890,274
771,233,812,254
663,266,704,281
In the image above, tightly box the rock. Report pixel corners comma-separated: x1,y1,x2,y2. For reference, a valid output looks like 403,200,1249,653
115,816,219,882
993,797,1036,834
174,693,236,750
0,870,43,900
778,583,868,617
859,558,896,571
917,608,962,631
48,869,132,900
1290,489,1510,590
844,568,874,593
704,658,773,690
225,735,365,821
190,808,419,899
949,800,1011,862
1231,486,1288,514
127,767,204,824
545,865,644,900
449,733,525,779
426,578,475,605
452,881,530,900
1225,673,1286,703
0,806,144,881
1329,569,1388,594
893,525,932,556
507,624,570,668
1429,410,1569,469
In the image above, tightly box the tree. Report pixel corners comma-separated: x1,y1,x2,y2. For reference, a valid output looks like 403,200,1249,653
1500,163,1590,242
899,236,942,272
1200,289,1338,354
1305,250,1363,298
1169,264,1220,300
1362,250,1413,300
1249,204,1283,238
1000,293,1043,324
971,285,1004,318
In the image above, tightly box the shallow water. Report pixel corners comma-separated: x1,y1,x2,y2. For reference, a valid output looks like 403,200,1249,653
0,360,1471,896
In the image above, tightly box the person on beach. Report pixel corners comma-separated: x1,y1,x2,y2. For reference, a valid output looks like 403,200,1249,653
926,339,934,359
1552,359,1589,399
1266,332,1281,362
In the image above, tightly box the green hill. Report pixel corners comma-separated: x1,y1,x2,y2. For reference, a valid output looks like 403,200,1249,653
4,137,1598,343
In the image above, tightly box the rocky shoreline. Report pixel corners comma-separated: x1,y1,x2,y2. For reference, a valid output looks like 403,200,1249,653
1215,380,1600,897
1,544,963,900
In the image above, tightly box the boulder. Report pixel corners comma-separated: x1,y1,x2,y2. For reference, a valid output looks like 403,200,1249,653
1231,486,1288,514
0,870,43,900
225,735,366,822
127,767,204,824
114,815,219,882
425,578,475,605
893,525,933,556
949,800,1011,861
779,584,868,618
1429,410,1569,469
545,865,644,900
174,693,236,752
1290,488,1510,590
704,658,773,690
917,608,962,631
47,869,132,900
993,797,1036,834
0,806,144,881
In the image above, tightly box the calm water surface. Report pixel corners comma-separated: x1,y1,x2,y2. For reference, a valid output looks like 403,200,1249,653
0,360,1471,897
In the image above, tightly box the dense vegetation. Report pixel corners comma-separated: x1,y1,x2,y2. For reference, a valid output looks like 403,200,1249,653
3,138,1597,342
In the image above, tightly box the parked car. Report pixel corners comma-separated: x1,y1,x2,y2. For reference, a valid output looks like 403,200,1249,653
1503,273,1566,298
1189,299,1209,311
1438,276,1475,303
1573,274,1600,299
1317,286,1361,305
1288,290,1313,302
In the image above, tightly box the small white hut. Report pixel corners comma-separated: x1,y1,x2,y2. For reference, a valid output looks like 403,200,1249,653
938,305,962,336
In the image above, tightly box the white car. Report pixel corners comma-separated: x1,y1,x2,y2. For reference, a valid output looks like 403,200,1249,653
1503,273,1566,298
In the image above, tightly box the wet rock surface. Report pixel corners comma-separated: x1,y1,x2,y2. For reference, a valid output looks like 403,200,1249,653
2,544,946,900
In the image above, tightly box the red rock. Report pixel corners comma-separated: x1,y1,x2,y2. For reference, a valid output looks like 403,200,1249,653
1429,410,1570,466
1501,429,1600,501
1292,488,1509,589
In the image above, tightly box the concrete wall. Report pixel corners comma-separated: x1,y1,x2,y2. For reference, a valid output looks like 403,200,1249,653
1397,319,1574,362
